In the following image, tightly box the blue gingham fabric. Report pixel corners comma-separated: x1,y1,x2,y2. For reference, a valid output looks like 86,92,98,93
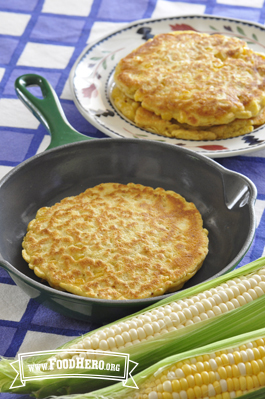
1,1,265,398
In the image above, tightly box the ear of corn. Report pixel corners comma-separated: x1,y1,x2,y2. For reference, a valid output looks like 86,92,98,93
2,257,265,397
53,327,265,399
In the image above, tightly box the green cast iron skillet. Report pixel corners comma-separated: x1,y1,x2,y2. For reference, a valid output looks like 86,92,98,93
0,74,257,323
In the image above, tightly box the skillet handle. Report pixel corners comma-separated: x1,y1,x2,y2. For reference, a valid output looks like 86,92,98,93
15,74,93,150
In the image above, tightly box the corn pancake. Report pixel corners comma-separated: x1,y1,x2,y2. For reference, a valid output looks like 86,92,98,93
114,31,265,129
22,183,209,300
112,85,259,140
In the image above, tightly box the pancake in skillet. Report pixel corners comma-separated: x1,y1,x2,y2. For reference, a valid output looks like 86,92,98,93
112,31,265,140
22,183,209,300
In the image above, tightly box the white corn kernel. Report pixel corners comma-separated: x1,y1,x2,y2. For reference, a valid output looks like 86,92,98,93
218,291,229,302
209,358,218,370
237,295,247,306
248,288,258,300
242,292,253,303
163,380,172,392
226,301,235,311
149,392,158,399
175,368,185,378
137,327,146,340
194,302,205,313
107,337,116,349
129,329,138,341
231,286,241,296
143,323,154,336
182,308,193,320
224,288,235,300
241,279,252,290
152,322,161,334
238,362,246,375
91,337,99,350
212,306,222,316
164,316,173,327
171,302,182,312
212,294,222,305
237,283,247,294
207,310,215,318
83,339,91,349
115,335,124,347
231,298,240,308
201,298,213,311
99,340,109,351
193,316,201,323
177,311,186,324
200,312,208,321
122,331,131,343
189,305,199,317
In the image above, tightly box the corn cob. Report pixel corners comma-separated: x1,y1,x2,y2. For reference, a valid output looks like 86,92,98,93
56,257,265,356
55,328,265,399
2,257,265,397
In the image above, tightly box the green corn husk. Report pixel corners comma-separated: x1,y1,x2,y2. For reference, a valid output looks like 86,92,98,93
2,257,265,397
52,327,265,399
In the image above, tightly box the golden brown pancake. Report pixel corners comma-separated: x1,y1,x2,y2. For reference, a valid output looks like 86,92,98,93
112,86,255,140
112,31,265,140
22,183,208,300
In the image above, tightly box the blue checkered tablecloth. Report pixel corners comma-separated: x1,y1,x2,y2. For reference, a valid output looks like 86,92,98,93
1,1,265,398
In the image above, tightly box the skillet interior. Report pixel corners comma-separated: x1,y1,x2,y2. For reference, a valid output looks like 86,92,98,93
0,138,256,323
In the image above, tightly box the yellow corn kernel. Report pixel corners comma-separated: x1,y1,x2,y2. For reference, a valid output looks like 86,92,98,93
193,385,202,398
251,360,260,375
186,387,195,399
253,375,260,388
182,364,192,376
233,351,242,364
259,346,265,357
162,392,172,399
232,378,240,391
201,371,210,385
258,371,265,385
239,375,247,391
213,380,222,395
195,362,204,373
246,375,254,390
257,358,265,371
194,373,202,386
201,384,208,397
220,354,229,366
245,362,252,375
179,377,189,391
157,384,163,393
227,378,234,392
225,365,233,378
232,364,240,378
209,371,217,383
218,366,227,379
186,374,195,388
172,380,181,393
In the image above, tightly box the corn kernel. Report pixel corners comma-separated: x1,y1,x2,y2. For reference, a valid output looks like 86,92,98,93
172,380,181,393
194,374,202,386
193,386,202,398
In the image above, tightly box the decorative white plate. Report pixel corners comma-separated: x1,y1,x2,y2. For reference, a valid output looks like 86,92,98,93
70,14,265,158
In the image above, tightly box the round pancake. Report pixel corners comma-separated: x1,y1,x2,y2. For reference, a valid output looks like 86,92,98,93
22,183,209,300
114,31,265,127
112,85,254,140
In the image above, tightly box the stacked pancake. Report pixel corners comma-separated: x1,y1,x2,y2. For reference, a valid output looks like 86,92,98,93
112,31,265,140
22,183,208,300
